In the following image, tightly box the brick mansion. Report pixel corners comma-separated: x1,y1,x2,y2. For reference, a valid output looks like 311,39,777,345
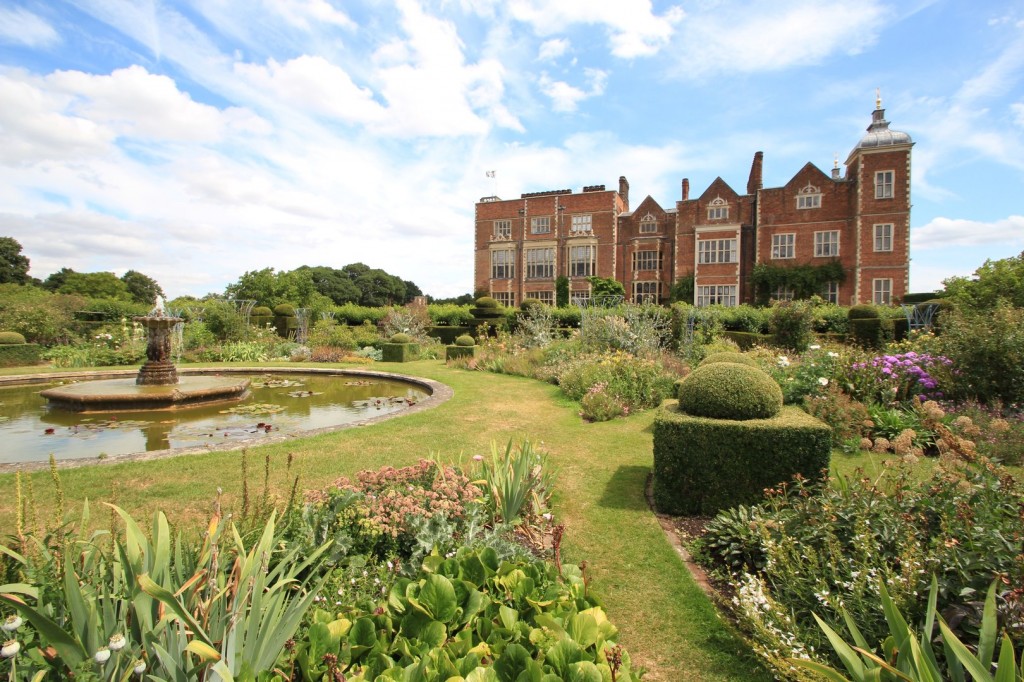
474,100,912,307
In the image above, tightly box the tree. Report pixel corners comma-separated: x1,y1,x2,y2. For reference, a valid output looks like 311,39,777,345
54,271,132,300
354,269,406,307
587,276,625,302
293,266,361,305
42,267,76,292
402,279,423,303
224,268,316,307
943,251,1024,309
0,237,31,284
121,270,165,306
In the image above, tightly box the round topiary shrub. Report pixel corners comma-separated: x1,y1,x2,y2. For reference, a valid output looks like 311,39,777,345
0,331,26,345
699,351,759,368
454,334,475,347
273,303,296,316
390,332,413,344
520,297,543,310
252,306,273,317
475,297,499,309
847,304,879,320
678,362,783,421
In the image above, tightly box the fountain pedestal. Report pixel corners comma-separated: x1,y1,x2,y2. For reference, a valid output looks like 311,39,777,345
135,316,180,385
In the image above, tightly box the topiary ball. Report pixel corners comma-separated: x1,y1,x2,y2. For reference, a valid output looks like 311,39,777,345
520,297,543,310
475,296,499,309
848,304,879,320
273,303,296,316
390,332,412,344
678,362,783,420
699,351,759,368
0,331,26,345
252,306,273,317
454,334,475,347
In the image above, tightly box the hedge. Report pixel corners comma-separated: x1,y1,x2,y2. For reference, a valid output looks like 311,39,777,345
381,342,420,362
0,343,41,368
652,402,831,515
445,345,476,361
428,326,472,345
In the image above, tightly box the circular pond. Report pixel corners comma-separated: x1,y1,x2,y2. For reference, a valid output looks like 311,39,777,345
0,369,446,469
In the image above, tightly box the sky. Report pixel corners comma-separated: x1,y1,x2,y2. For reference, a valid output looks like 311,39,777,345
0,0,1022,300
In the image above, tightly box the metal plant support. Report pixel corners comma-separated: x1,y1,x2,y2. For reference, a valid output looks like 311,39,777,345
295,308,310,345
901,303,939,332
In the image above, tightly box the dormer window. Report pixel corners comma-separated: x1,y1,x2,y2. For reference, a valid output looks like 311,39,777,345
707,197,729,221
639,214,657,233
796,183,821,209
494,220,511,238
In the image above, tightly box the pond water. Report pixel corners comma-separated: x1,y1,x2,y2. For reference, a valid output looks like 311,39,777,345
0,372,429,465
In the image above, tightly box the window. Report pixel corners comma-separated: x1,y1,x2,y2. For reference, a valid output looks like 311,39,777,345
570,291,592,306
697,239,737,264
533,291,554,306
696,285,737,307
569,245,595,277
633,281,660,303
531,216,551,234
874,223,893,252
491,292,515,307
821,281,839,304
771,233,795,259
570,215,592,233
797,184,821,209
640,216,657,233
707,197,729,221
525,247,554,279
490,249,514,279
493,220,511,239
814,231,840,257
873,278,892,305
875,170,894,199
633,250,661,271
772,285,795,302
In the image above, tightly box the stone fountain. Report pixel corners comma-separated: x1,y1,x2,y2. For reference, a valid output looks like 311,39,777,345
41,302,250,412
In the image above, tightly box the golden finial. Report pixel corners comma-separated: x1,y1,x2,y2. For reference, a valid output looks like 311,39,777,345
833,152,839,169
876,87,882,110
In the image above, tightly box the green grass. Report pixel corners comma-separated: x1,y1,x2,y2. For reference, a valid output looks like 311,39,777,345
0,360,772,681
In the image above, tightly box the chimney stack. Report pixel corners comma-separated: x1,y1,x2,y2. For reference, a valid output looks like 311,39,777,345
682,178,690,201
618,176,630,211
747,151,764,195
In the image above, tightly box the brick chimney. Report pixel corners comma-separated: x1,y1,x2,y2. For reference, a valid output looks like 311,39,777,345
747,151,763,195
681,178,690,201
618,176,629,212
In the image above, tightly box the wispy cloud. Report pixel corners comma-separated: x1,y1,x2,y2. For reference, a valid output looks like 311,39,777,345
0,6,60,47
537,68,607,112
913,215,1024,250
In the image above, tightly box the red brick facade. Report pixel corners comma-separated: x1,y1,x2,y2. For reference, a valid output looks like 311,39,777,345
474,106,912,307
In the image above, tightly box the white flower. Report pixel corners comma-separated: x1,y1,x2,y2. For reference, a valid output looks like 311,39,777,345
818,377,829,386
108,633,126,651
542,513,552,521
1,640,20,658
777,356,790,367
133,660,147,675
827,351,839,358
809,344,821,350
95,647,111,663
2,615,22,632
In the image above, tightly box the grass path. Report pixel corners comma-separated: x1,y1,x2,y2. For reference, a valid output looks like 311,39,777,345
0,361,772,681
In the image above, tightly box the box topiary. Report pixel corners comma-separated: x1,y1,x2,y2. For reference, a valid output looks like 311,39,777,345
454,334,475,347
0,342,40,367
653,401,831,514
251,306,273,328
390,332,413,344
699,351,759,368
475,297,499,309
382,341,419,362
0,331,27,345
677,362,783,421
273,303,298,338
847,304,879,320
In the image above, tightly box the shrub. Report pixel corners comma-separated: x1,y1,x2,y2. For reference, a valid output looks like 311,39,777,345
381,340,418,362
427,303,473,326
455,334,475,347
389,332,412,344
0,342,40,367
652,402,831,515
847,304,880,319
933,303,1024,404
580,383,627,421
250,305,273,328
768,299,815,351
802,384,871,442
445,344,476,362
699,351,759,368
0,331,26,344
475,296,499,309
555,350,676,414
844,351,951,404
579,305,671,357
677,363,783,420
380,305,431,341
307,319,357,350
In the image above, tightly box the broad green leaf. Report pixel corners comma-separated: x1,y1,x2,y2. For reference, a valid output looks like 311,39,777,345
567,613,599,649
186,640,222,662
993,634,1018,682
493,642,531,682
566,660,603,682
979,581,998,671
419,574,459,624
137,573,211,644
0,593,87,667
544,640,584,678
0,583,38,598
327,618,352,642
789,658,854,682
420,620,447,649
499,605,519,631
349,616,378,657
940,620,994,682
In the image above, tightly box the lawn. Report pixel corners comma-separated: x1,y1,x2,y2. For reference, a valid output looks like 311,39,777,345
0,360,773,681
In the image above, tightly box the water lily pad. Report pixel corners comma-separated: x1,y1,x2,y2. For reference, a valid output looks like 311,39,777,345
219,403,286,415
286,390,322,398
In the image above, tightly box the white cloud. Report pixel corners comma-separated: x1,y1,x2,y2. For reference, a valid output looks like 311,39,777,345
538,68,607,112
668,0,890,78
0,7,60,47
263,0,355,30
1013,102,1024,127
537,38,569,61
913,215,1024,250
508,0,683,58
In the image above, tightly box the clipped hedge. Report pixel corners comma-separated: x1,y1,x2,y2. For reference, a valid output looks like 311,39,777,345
699,351,759,368
653,402,831,515
677,363,783,421
445,344,477,361
428,325,472,345
381,341,419,362
0,331,27,344
0,343,41,367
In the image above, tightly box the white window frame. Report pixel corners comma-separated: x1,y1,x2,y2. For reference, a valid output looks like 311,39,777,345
873,278,892,305
875,170,894,199
570,290,592,306
533,291,554,306
874,223,893,252
772,285,795,302
568,244,595,277
707,197,729,221
814,230,840,257
639,216,658,233
633,250,661,271
525,247,554,279
796,184,821,210
633,281,660,303
696,285,737,307
771,233,795,259
493,220,511,239
697,239,737,264
821,281,839,304
530,216,551,234
491,291,515,307
490,249,515,279
570,214,592,233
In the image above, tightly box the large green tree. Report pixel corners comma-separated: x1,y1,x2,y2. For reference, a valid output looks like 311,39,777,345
293,265,361,305
0,237,31,284
121,270,165,306
224,267,316,307
50,271,132,300
943,251,1024,309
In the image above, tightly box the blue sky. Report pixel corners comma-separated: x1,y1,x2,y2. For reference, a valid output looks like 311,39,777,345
0,0,1022,299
